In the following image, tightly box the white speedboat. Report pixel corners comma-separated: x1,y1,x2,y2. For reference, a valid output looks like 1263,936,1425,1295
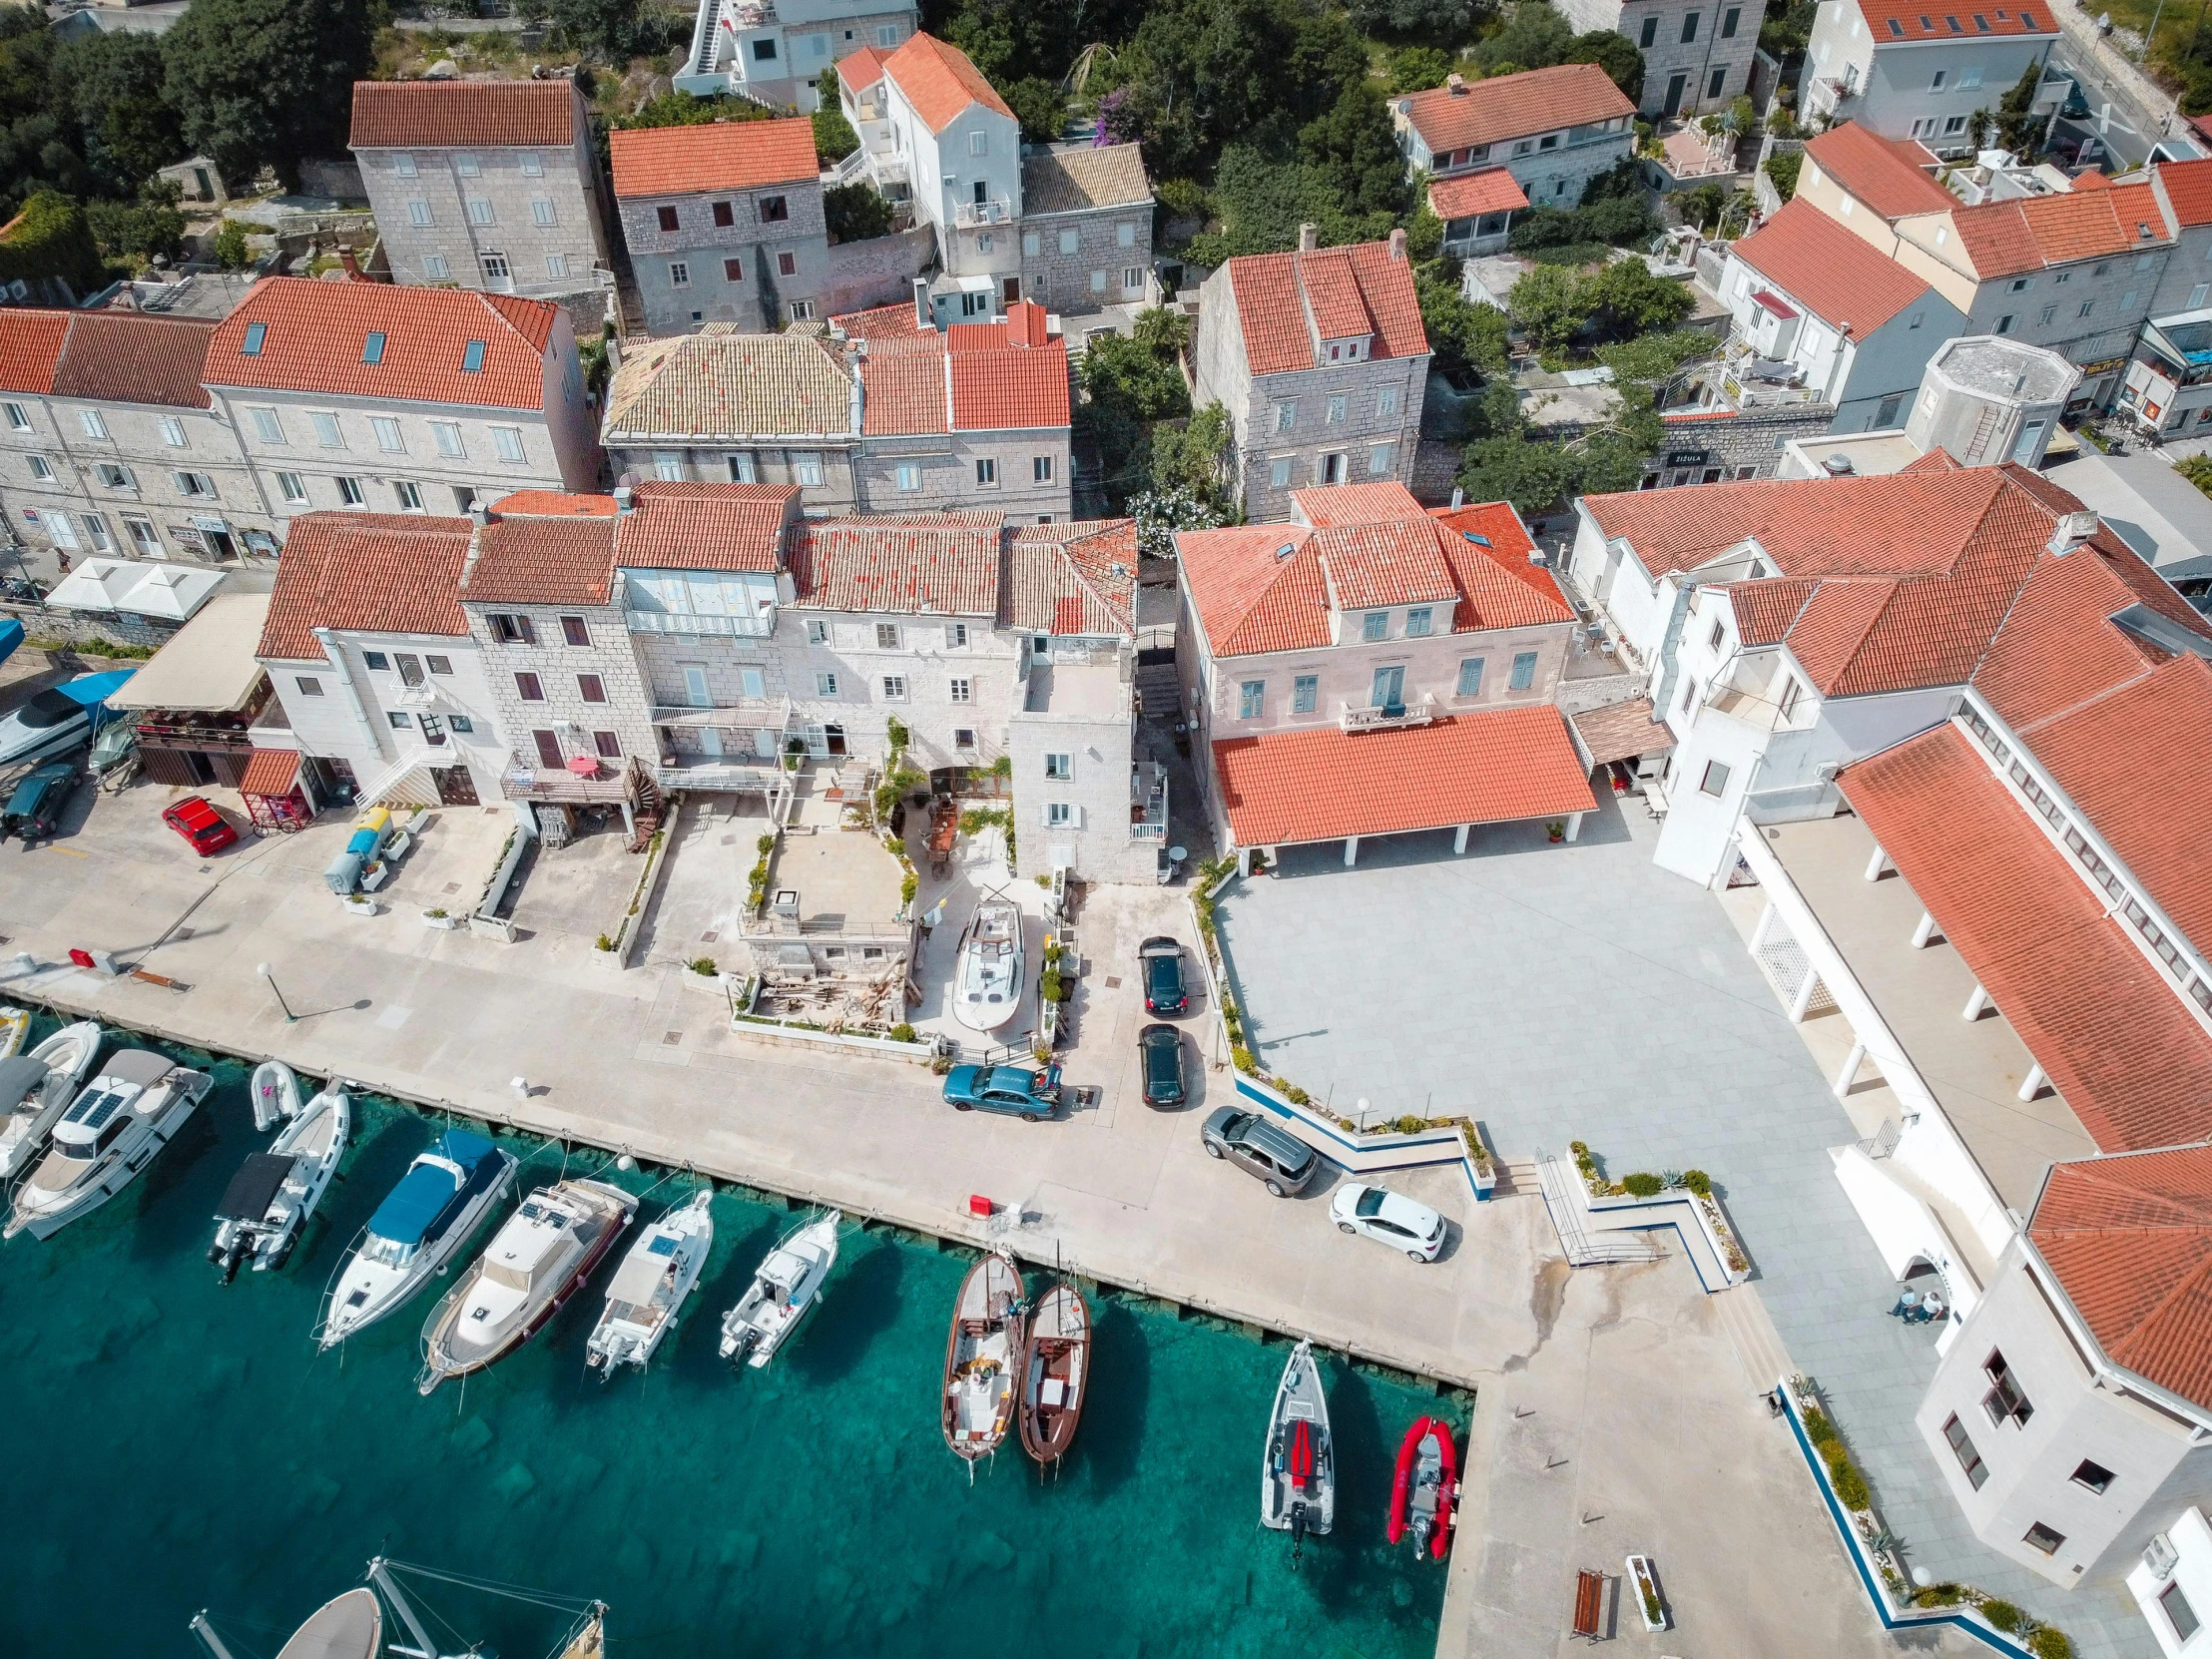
316,1129,517,1350
0,1005,29,1059
0,1020,101,1181
5,1049,212,1240
209,1084,351,1282
952,891,1025,1034
251,1059,301,1132
585,1189,715,1377
1262,1339,1335,1557
718,1209,840,1369
418,1178,637,1394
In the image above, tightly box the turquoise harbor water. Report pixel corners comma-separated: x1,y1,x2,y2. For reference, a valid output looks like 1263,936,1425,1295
0,1024,1451,1658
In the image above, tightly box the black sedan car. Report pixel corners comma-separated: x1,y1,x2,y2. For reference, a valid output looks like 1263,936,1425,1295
1140,936,1188,1015
1139,1023,1187,1108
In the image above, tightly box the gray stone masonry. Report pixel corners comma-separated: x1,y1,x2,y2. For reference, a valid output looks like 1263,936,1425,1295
618,182,830,335
464,599,656,773
1645,403,1838,484
1019,207,1153,316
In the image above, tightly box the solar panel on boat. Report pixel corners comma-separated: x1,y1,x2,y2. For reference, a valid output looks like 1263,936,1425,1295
62,1088,124,1129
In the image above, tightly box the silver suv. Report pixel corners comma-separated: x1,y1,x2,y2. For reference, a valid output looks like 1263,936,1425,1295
1200,1106,1320,1197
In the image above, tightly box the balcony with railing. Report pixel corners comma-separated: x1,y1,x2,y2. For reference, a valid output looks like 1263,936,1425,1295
1341,694,1438,734
1131,760,1169,840
625,606,775,638
953,197,1013,229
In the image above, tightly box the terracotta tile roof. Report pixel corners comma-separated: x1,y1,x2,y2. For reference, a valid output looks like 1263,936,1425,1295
489,490,616,518
259,512,475,659
1021,143,1151,216
1841,722,2212,1154
349,79,578,149
1972,531,2194,730
882,33,1011,135
948,339,1069,430
1318,523,1461,610
854,317,1069,434
834,43,887,92
832,300,925,341
1732,199,1936,334
788,512,1003,614
238,748,301,798
1728,576,1820,644
859,348,950,435
1178,525,1333,655
2030,1148,2212,1411
1294,481,1421,526
603,326,856,442
1428,168,1529,220
1857,0,2057,38
1950,182,2172,278
608,117,819,199
1006,519,1138,635
1398,64,1634,156
2156,158,2212,228
461,505,618,606
1298,251,1376,342
1428,501,1575,623
1223,239,1428,376
207,277,557,411
1212,710,1598,847
50,311,216,409
1901,448,1963,472
1570,697,1673,766
1803,123,1953,219
611,480,798,572
0,309,69,394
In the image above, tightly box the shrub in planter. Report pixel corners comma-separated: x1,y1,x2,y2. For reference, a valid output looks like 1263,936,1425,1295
1621,1172,1664,1198
1285,1084,1311,1106
1829,1458,1871,1512
888,1022,918,1043
595,933,616,952
427,907,448,918
1802,1408,1839,1445
1231,1045,1258,1074
2029,1629,2073,1659
758,833,776,854
1682,1169,1712,1197
690,956,718,976
1980,1602,2023,1633
929,1053,954,1075
1912,1584,1964,1608
899,871,918,906
1040,966,1064,1003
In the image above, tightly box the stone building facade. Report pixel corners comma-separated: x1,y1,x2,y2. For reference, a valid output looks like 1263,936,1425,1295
1015,144,1155,314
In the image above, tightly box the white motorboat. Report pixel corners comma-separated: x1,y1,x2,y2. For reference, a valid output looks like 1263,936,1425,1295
251,1059,301,1132
1261,1339,1335,1557
585,1189,714,1377
718,1209,840,1369
0,1020,101,1181
418,1178,638,1394
5,1049,213,1240
315,1129,517,1350
952,891,1025,1034
0,1005,29,1059
209,1084,351,1282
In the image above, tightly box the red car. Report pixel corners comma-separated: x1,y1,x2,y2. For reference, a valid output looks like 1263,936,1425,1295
162,796,239,856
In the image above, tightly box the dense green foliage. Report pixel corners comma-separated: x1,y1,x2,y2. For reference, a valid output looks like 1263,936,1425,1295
825,182,894,243
1762,149,1802,201
0,188,103,294
814,69,859,162
163,0,374,189
1347,0,1483,45
1416,263,1510,382
1002,76,1069,144
517,0,679,57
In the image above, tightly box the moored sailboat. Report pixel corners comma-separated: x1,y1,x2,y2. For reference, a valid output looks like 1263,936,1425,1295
942,1247,1024,1462
1017,1280,1091,1470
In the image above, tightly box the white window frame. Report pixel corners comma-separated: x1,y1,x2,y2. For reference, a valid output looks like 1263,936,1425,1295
430,420,465,458
492,426,527,464
276,471,307,504
78,409,108,440
370,415,405,453
158,415,187,447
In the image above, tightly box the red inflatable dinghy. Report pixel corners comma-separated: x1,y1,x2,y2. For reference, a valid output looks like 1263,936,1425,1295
1386,1415,1457,1559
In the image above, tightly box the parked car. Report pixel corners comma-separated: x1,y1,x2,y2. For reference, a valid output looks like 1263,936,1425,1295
161,796,239,856
1140,935,1188,1015
942,1063,1061,1122
1,760,78,844
1200,1106,1319,1197
1330,1184,1446,1262
1139,1023,1187,1108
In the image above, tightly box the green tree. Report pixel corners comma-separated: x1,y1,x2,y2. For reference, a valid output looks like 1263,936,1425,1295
613,90,775,131
1130,303,1191,356
517,0,666,58
1084,329,1190,423
1387,46,1456,93
62,30,181,197
1416,262,1509,381
1298,80,1410,220
1347,0,1482,45
1675,181,1729,230
162,0,372,190
1992,60,2043,153
1507,263,1588,349
1184,142,1395,265
1564,29,1644,105
814,68,859,162
1458,429,1582,516
1762,149,1802,201
1469,3,1575,76
824,182,893,243
0,188,103,295
1003,76,1067,144
209,216,252,270
1580,257,1693,335
86,193,185,268
1151,399,1235,501
1593,328,1717,386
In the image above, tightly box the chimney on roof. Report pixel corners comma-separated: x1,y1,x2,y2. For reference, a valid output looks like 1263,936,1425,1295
336,246,360,278
2047,509,2099,553
912,276,933,331
606,332,622,374
468,499,492,528
1446,73,1466,93
1450,486,1464,509
613,478,635,516
1298,223,1319,254
1388,227,1407,262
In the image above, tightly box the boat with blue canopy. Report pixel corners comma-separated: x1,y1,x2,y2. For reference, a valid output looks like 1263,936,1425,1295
315,1129,517,1349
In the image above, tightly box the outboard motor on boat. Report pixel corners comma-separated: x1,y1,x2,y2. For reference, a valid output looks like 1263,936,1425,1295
210,1230,249,1285
1288,1501,1310,1565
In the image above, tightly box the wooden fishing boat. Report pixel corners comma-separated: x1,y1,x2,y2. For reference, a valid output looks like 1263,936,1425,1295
942,1248,1024,1462
1017,1281,1091,1468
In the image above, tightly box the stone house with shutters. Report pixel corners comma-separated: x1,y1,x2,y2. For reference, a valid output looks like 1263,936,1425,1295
609,119,830,335
1390,65,1638,213
0,308,280,564
348,78,613,297
1191,231,1431,523
1014,143,1155,315
1554,0,1761,118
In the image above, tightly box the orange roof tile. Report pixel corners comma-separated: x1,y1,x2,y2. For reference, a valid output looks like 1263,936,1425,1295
206,277,558,411
1398,64,1634,156
789,513,1004,614
1428,168,1529,220
238,748,301,798
349,79,579,149
612,480,797,572
948,339,1069,430
1732,198,1936,333
1299,251,1375,342
608,118,819,199
2157,157,2212,228
856,317,1069,434
1430,502,1576,623
1319,523,1462,610
2030,1148,2212,1411
51,311,216,409
1841,722,2212,1154
1178,526,1333,655
1224,239,1428,376
881,33,1011,135
1212,710,1597,847
835,43,887,92
259,512,475,659
1007,520,1138,635
489,490,616,518
1951,182,2172,277
1803,123,1954,219
1857,0,2056,39
0,309,68,394
1293,482,1422,526
461,509,618,607
832,300,925,341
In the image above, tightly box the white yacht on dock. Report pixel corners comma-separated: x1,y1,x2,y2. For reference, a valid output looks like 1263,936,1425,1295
585,1188,714,1377
417,1178,637,1393
0,1021,101,1181
953,891,1025,1034
316,1130,517,1349
719,1209,839,1369
5,1049,212,1240
209,1083,351,1282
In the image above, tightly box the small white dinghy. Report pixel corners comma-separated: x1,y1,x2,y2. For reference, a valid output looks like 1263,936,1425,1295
585,1188,715,1378
0,1021,102,1182
251,1060,301,1132
209,1083,351,1282
719,1209,840,1369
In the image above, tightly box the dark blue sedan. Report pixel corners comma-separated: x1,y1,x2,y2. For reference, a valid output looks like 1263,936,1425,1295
1140,936,1187,1015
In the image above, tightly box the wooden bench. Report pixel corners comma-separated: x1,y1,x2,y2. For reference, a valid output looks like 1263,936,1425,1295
1572,1569,1605,1640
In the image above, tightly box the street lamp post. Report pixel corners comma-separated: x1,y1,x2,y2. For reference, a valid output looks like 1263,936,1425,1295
255,961,296,1024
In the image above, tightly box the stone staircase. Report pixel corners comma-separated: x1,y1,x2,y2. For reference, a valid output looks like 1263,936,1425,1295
1133,658,1180,720
1712,1282,1795,1396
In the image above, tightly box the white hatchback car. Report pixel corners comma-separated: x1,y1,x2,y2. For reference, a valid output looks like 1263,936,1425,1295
1330,1184,1446,1262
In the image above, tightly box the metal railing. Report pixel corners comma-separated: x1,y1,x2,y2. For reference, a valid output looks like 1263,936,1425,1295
1340,695,1437,734
625,608,774,638
952,197,1013,229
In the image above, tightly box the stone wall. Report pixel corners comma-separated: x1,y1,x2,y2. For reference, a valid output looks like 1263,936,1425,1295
821,226,935,320
1646,403,1835,483
0,602,169,652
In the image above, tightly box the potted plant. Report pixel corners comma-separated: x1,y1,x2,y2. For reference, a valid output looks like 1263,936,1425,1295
1545,820,1566,843
1462,1121,1497,1201
340,892,377,917
1626,1555,1666,1631
421,906,459,930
